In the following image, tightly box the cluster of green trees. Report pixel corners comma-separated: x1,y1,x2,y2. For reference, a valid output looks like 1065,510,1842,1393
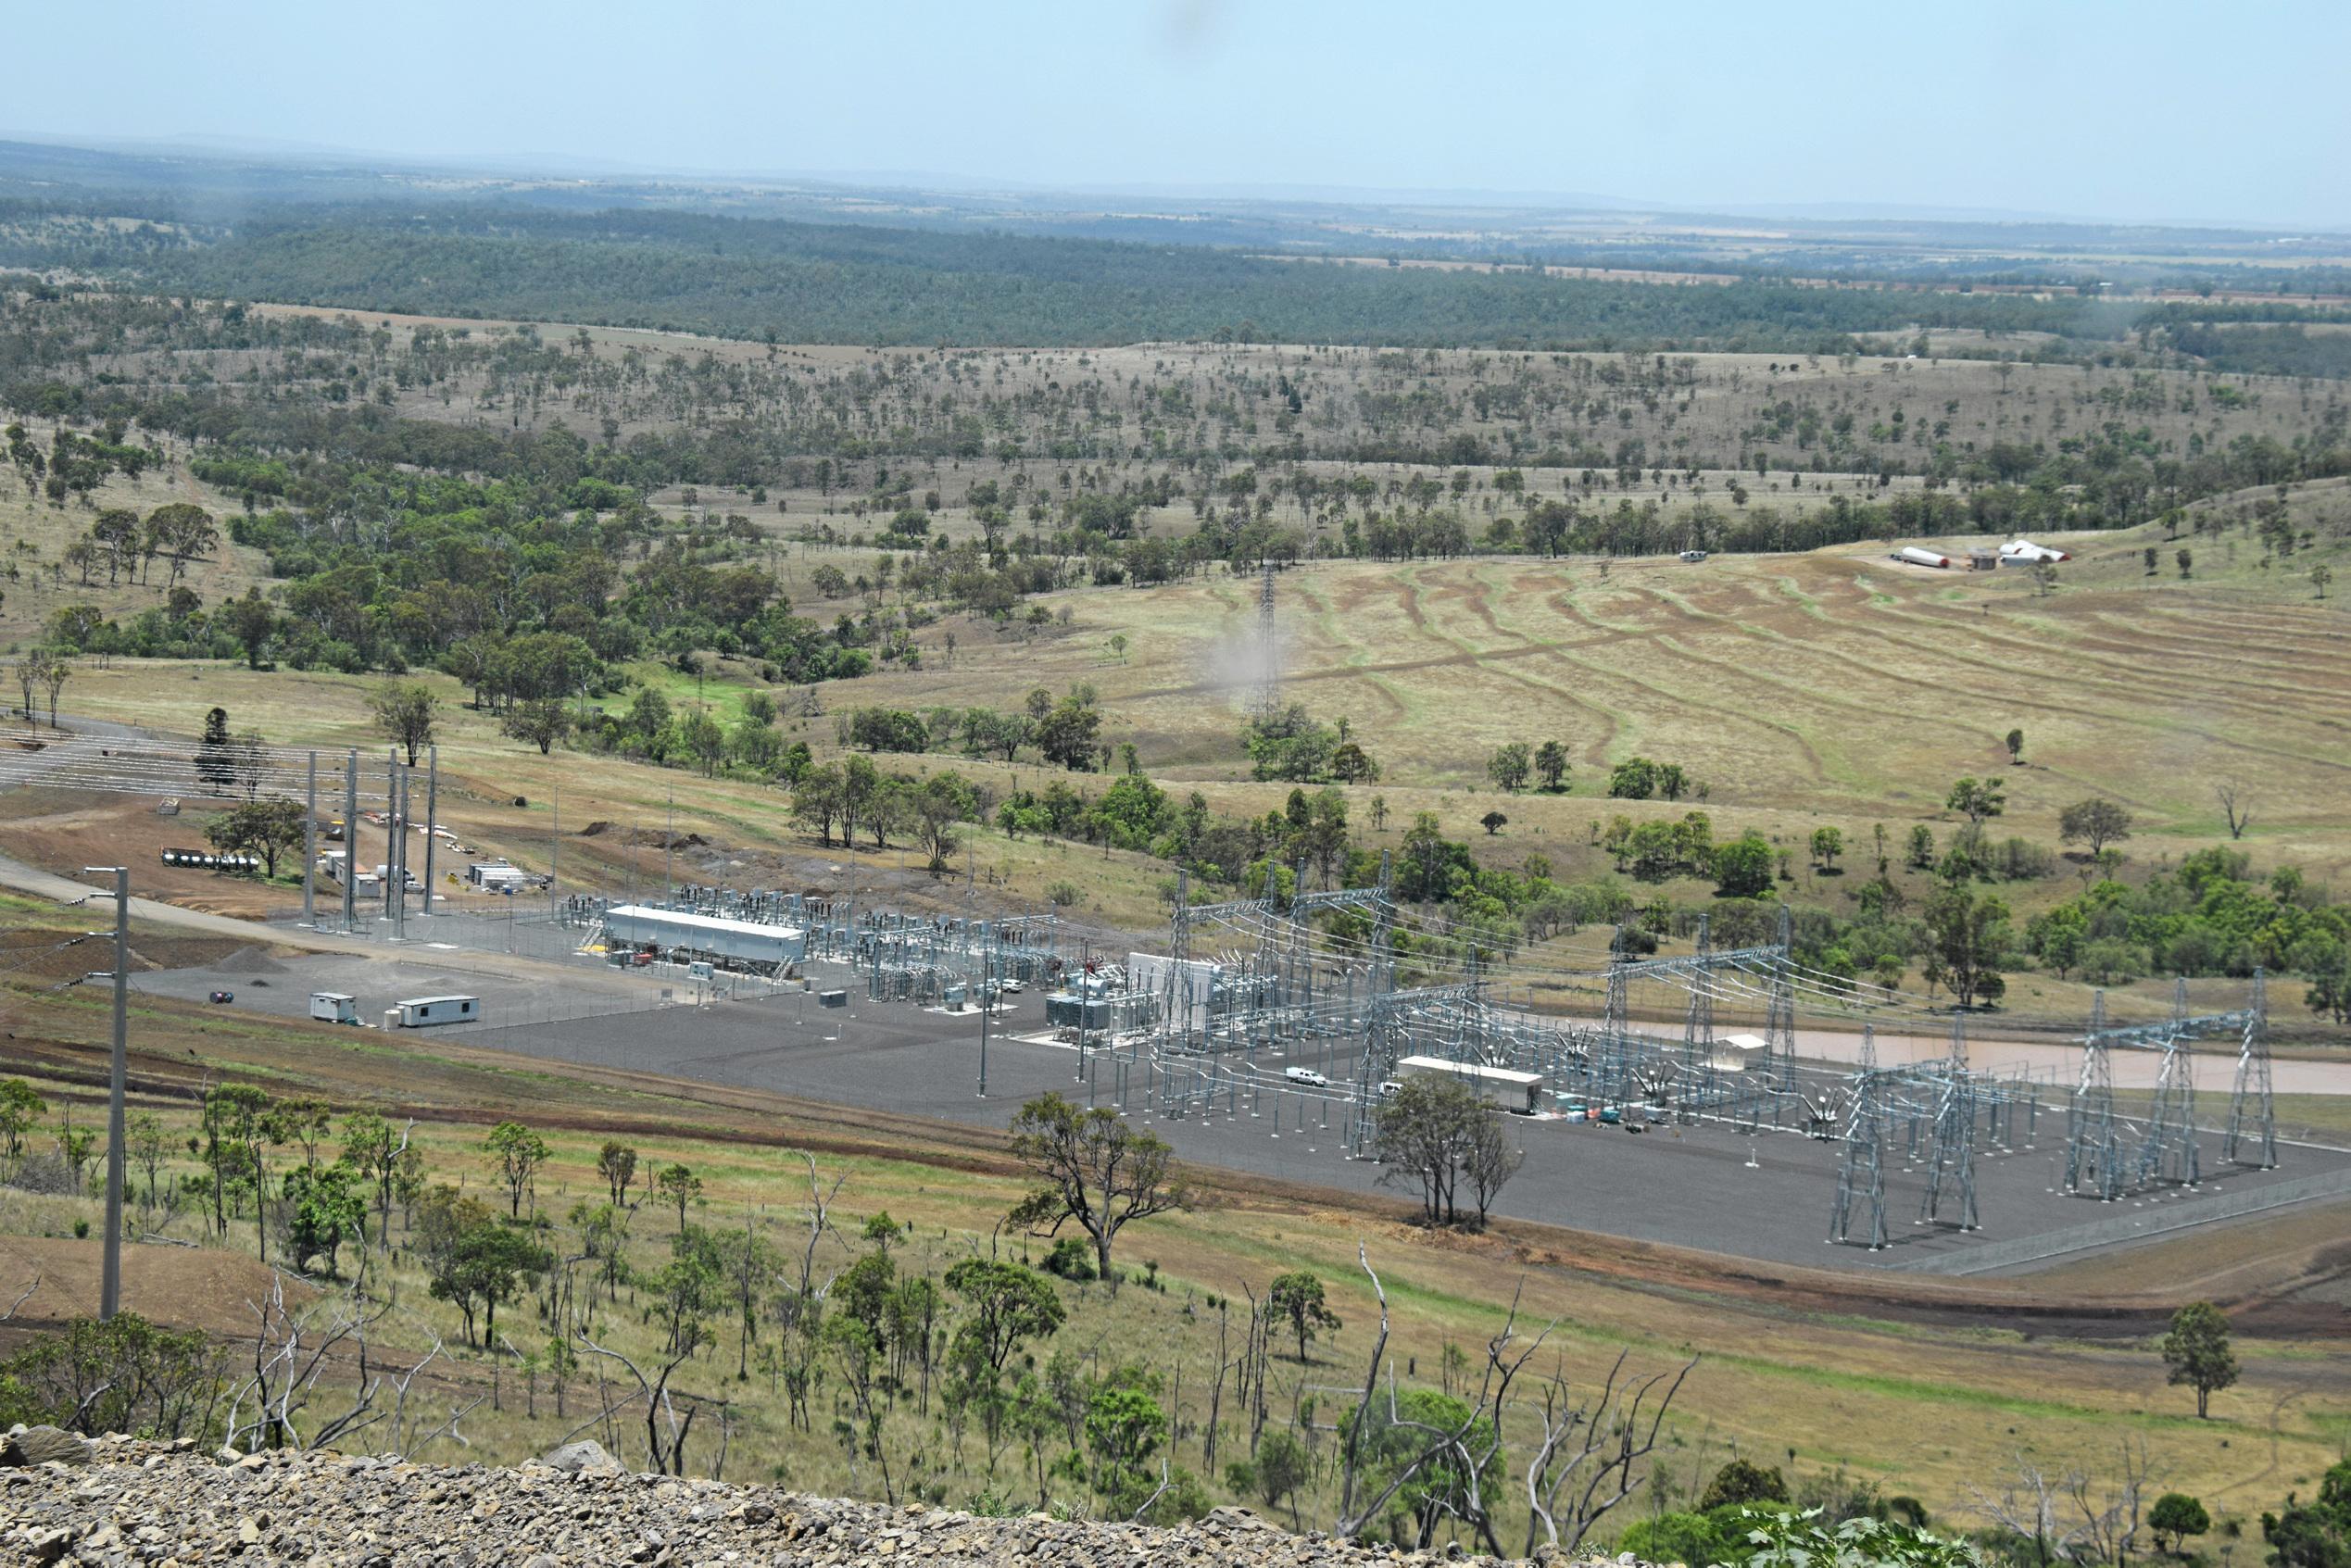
1605,756,1701,801
1598,810,1773,896
1485,740,1571,794
840,687,1107,773
54,496,220,589
4,416,153,503
1368,1076,1524,1228
2025,847,2351,1020
1240,704,1382,785
791,759,981,871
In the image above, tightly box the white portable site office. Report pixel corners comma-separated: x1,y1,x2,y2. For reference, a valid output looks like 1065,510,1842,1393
390,995,478,1028
308,991,360,1024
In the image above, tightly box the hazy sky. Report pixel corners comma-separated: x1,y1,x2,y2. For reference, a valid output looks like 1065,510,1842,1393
11,0,2346,227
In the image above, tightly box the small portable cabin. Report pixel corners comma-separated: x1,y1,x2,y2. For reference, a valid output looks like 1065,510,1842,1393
308,992,360,1024
391,995,478,1028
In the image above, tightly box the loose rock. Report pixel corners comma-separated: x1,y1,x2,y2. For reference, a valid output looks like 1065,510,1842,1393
0,1436,1647,1567
1,1426,92,1468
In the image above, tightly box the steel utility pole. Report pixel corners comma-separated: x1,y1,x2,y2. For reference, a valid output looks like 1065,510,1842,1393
301,752,317,925
342,749,358,932
84,865,128,1320
420,746,438,917
383,747,399,924
391,760,408,941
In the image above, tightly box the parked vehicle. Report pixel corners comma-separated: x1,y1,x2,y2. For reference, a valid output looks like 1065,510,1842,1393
1284,1066,1329,1087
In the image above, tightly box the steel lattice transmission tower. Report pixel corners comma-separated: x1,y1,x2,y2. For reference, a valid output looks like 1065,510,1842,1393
2135,978,2202,1188
2224,969,2276,1168
1681,914,1716,1119
1253,561,1279,719
1604,925,1630,1035
1831,1024,1888,1249
1917,1018,1980,1231
1766,904,1797,1090
2066,990,2122,1200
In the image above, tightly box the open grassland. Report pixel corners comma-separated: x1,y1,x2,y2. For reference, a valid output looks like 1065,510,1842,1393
948,511,2351,845
3,935,2348,1533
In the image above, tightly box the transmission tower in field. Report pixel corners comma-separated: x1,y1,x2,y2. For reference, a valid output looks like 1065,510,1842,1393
1253,560,1279,718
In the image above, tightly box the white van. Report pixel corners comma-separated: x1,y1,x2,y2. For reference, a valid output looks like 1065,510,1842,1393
1283,1066,1328,1088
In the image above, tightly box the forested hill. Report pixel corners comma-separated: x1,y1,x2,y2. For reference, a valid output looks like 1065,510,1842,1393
0,194,2338,370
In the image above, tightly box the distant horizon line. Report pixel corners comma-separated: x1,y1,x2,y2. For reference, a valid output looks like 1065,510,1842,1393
1,129,2344,237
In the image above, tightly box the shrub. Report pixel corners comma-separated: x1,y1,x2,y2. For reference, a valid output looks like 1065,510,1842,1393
1741,1507,1985,1568
1041,1236,1096,1281
1704,1458,1792,1511
1619,1504,1750,1567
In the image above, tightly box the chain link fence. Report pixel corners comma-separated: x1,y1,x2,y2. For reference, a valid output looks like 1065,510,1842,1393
1906,1166,2351,1275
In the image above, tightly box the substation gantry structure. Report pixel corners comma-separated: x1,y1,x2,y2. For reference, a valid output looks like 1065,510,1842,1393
2063,973,2274,1202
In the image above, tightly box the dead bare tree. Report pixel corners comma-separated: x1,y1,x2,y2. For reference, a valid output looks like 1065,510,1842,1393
2217,781,2253,841
1125,1455,1175,1524
1335,1266,1545,1553
1969,1440,2155,1567
1521,1348,1695,1556
1335,1244,1393,1533
577,1333,701,1476
224,1276,388,1453
1330,1249,1692,1555
792,1148,849,1299
2069,1439,2153,1567
223,1274,477,1459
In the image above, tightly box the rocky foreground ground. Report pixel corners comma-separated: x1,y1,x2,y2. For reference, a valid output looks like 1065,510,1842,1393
1,1429,1607,1566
